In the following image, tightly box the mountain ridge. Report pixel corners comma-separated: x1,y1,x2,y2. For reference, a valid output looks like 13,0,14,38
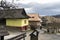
52,14,60,18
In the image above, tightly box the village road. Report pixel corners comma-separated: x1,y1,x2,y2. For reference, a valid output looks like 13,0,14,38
26,30,60,40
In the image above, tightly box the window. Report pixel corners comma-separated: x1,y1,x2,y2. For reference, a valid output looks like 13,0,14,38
31,17,34,18
0,19,6,25
24,20,26,24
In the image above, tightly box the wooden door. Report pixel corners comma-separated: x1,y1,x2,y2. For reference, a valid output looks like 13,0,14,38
0,18,6,25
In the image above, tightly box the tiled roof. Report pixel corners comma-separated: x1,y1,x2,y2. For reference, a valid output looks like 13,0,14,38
27,13,42,22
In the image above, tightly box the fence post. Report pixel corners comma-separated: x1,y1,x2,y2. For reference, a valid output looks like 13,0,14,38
30,30,39,40
23,33,26,40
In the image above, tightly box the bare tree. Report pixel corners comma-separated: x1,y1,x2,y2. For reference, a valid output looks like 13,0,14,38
0,0,18,10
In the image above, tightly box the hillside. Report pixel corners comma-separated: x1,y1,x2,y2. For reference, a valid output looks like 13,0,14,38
42,16,60,28
53,15,60,18
42,16,60,23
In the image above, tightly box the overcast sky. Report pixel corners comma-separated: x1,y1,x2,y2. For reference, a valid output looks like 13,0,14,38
1,0,60,16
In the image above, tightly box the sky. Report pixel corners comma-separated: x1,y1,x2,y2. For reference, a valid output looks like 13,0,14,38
0,0,60,16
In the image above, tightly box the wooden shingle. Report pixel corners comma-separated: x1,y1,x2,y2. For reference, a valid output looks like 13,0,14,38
0,8,30,19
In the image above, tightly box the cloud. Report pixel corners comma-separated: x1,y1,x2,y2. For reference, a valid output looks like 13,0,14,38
24,2,60,16
14,2,60,16
14,0,60,4
2,0,60,16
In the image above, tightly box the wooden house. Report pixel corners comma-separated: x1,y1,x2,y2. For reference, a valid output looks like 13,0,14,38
0,8,29,31
27,13,42,29
0,8,30,40
0,1,29,40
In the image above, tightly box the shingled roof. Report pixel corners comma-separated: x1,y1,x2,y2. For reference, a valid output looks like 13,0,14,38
0,8,29,18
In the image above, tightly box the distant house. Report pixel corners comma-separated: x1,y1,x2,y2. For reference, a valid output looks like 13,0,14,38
0,8,30,31
27,13,42,29
42,16,60,33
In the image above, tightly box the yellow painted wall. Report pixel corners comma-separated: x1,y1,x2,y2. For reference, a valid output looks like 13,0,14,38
21,19,29,26
6,19,29,27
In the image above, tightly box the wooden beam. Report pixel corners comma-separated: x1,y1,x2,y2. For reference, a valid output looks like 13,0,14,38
1,36,4,40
